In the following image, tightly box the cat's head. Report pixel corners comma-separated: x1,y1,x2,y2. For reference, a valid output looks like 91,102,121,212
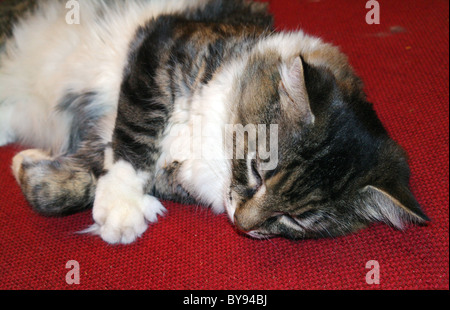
225,53,429,239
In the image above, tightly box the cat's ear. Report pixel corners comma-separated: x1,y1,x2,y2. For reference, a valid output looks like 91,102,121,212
279,56,315,125
361,185,430,229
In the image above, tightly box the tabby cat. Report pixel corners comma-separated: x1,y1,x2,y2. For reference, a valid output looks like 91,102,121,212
0,0,428,244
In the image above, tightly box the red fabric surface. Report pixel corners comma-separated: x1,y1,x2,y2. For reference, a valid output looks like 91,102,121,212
0,0,448,290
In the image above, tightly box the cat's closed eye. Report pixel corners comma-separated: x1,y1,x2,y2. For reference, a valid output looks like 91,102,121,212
227,53,428,240
295,209,318,220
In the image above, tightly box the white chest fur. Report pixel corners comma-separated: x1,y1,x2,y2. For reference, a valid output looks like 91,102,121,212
155,62,245,213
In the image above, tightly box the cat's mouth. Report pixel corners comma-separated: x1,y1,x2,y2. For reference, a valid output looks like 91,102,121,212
224,188,265,237
225,182,313,240
252,214,307,239
234,210,308,240
225,187,305,239
246,230,275,239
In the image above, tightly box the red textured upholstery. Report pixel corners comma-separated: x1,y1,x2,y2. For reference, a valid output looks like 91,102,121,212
0,0,448,290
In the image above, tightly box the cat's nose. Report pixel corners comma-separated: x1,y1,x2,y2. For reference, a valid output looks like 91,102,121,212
234,203,271,233
234,215,251,233
234,213,258,233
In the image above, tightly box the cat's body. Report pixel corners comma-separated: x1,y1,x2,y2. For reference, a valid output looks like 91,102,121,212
0,0,428,244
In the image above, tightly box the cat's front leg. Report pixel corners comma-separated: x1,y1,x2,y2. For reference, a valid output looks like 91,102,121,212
91,158,166,244
90,41,173,244
90,100,170,244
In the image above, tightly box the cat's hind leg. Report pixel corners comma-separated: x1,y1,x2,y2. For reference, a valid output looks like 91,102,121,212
12,148,97,216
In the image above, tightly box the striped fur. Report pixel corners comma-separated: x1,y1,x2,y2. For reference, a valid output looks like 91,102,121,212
0,0,427,244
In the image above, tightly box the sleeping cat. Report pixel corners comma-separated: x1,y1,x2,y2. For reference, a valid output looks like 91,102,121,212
0,0,428,244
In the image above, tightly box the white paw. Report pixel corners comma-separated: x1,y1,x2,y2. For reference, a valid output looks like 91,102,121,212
89,160,166,244
92,194,166,245
11,149,51,183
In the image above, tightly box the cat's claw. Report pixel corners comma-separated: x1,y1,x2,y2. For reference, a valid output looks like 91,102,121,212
142,195,167,223
89,194,166,244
